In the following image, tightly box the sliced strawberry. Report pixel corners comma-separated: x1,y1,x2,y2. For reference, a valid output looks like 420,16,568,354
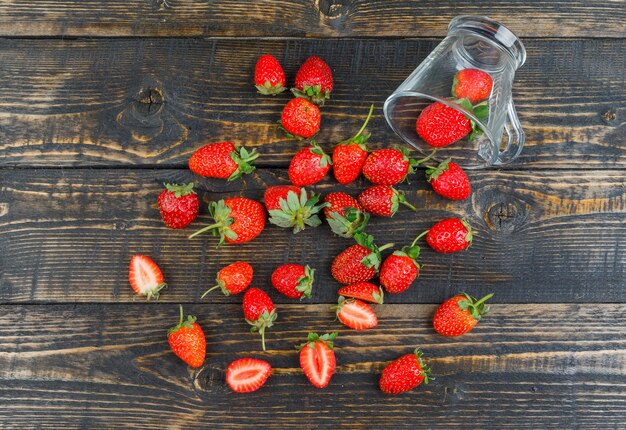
128,254,166,300
296,333,337,388
337,282,384,304
226,358,272,393
332,296,378,330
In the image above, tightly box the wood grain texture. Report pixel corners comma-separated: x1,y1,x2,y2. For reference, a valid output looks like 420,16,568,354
0,38,624,169
1,168,624,304
0,303,624,428
0,0,624,38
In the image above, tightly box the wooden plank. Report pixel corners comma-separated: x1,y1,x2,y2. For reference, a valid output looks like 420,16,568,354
0,303,624,428
0,38,624,169
0,0,624,38
1,168,624,304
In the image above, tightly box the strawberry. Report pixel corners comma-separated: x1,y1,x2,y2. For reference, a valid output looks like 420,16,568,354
189,142,258,181
281,98,321,139
201,261,253,298
332,104,374,184
331,233,393,284
226,358,272,393
337,282,384,304
271,263,315,299
243,288,277,351
167,305,206,368
323,192,369,238
332,296,378,330
425,158,471,200
425,218,473,253
433,292,493,336
254,54,286,95
379,348,431,395
380,238,421,294
416,99,488,147
292,56,333,106
157,183,199,229
189,198,266,246
296,332,337,388
265,186,327,233
362,146,416,185
452,68,493,103
357,185,416,217
128,254,167,300
288,141,331,186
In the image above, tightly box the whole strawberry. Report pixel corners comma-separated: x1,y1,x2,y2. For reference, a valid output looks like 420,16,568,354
332,296,378,330
362,146,416,185
426,158,471,200
157,182,199,229
189,142,258,180
201,261,253,298
226,358,272,393
288,141,331,186
265,186,326,233
337,282,384,304
281,98,321,139
425,218,473,253
332,104,374,184
254,54,286,95
167,305,206,368
380,239,421,294
128,254,167,300
271,263,315,299
292,56,333,106
452,68,493,103
379,348,431,395
323,192,369,238
433,292,493,336
296,332,337,388
189,197,266,246
243,288,277,351
416,99,487,147
331,233,393,284
357,185,416,217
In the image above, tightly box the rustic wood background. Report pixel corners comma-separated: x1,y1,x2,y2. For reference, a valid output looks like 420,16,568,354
0,1,624,428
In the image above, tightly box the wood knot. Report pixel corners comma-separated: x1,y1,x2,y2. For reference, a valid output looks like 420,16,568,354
316,0,352,19
601,109,616,124
486,201,525,233
134,87,164,117
194,365,227,393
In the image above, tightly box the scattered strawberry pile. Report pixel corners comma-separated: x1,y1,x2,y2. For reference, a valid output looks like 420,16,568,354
128,55,496,395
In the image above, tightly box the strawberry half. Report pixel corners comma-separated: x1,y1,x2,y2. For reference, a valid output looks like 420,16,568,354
128,254,167,300
296,332,338,388
323,192,369,238
167,305,206,368
425,158,471,201
332,296,378,330
226,357,272,393
189,198,266,246
265,186,327,234
189,142,259,181
337,282,384,304
254,54,286,96
332,104,374,184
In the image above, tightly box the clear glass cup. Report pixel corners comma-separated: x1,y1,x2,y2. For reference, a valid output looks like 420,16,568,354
383,16,526,169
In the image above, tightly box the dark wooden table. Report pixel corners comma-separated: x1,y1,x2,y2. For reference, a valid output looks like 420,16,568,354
0,1,625,428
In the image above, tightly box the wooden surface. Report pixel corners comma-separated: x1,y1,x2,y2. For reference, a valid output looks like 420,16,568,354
0,1,625,429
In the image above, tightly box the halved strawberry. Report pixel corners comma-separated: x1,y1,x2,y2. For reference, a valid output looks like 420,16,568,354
128,254,166,300
332,296,378,330
296,332,338,388
226,357,272,393
337,282,384,304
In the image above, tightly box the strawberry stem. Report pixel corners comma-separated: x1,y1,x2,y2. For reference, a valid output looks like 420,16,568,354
260,327,266,351
178,304,184,327
378,243,395,252
400,200,417,212
414,150,437,165
411,230,429,247
352,104,374,140
200,285,220,299
473,293,494,308
188,222,221,239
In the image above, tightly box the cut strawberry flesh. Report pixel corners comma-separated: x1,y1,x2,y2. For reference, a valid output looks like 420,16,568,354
338,300,378,330
300,342,335,388
129,255,164,295
226,358,272,393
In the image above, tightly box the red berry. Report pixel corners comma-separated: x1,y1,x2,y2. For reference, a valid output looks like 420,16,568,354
323,192,369,238
281,98,321,139
265,186,326,233
337,282,384,304
292,56,333,106
226,358,272,393
243,288,277,351
296,333,337,388
452,68,493,103
167,305,206,368
202,261,253,298
425,218,473,253
426,159,471,200
416,102,472,148
288,141,331,186
189,142,258,180
331,233,393,285
358,185,416,217
271,263,315,299
332,105,374,184
379,349,430,395
362,147,414,185
254,54,286,95
380,252,420,294
332,296,378,330
158,183,199,229
433,292,493,336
